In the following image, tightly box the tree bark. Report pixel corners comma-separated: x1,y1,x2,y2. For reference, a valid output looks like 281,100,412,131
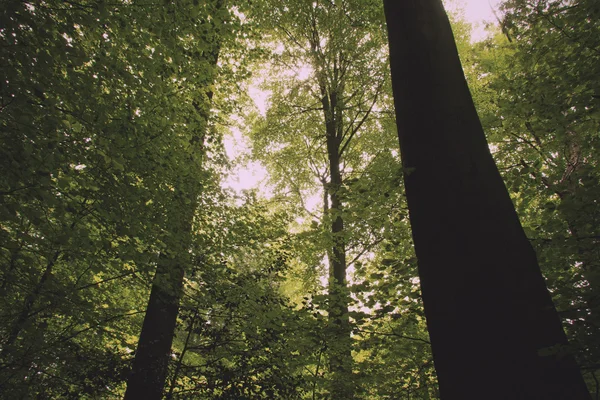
124,250,186,400
316,74,353,397
124,3,222,395
306,7,354,393
383,1,591,398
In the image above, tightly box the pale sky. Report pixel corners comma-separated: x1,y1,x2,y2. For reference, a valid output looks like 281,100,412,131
452,0,503,41
222,0,503,195
460,0,501,21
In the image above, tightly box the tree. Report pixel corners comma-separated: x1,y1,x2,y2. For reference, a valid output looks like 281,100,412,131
123,0,228,398
248,1,389,396
0,0,233,397
0,1,189,396
2,0,597,397
468,1,600,391
383,0,591,398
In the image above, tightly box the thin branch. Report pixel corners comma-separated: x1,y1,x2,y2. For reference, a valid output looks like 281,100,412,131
339,79,384,157
346,237,385,268
360,328,431,345
74,271,137,291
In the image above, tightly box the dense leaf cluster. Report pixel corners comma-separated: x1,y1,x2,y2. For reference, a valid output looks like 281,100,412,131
1,0,598,398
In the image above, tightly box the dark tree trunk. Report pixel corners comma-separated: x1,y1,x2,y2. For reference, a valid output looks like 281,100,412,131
319,85,353,398
325,126,353,399
383,1,591,399
124,251,186,400
124,3,222,395
124,192,196,400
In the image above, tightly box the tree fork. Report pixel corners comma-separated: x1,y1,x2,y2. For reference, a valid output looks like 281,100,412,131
383,1,591,398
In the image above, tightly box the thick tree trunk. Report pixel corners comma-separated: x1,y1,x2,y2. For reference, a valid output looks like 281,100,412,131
124,192,196,400
383,1,591,399
124,5,222,394
124,250,186,400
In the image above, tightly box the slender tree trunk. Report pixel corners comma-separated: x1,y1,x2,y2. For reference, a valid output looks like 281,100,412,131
166,309,197,399
124,194,196,400
124,149,209,399
319,87,354,398
383,1,591,399
326,145,352,399
3,218,78,357
4,250,61,351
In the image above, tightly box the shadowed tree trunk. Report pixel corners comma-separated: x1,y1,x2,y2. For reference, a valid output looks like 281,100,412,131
124,2,223,396
123,243,188,400
307,8,354,395
320,85,354,398
123,130,211,400
383,1,591,399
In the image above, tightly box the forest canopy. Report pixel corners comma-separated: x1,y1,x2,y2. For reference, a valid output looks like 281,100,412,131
0,0,598,398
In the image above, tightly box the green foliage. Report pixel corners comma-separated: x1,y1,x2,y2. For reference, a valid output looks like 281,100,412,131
0,0,233,396
242,1,442,397
1,0,598,398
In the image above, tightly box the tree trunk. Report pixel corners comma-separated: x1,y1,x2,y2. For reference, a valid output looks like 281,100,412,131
326,137,353,399
319,85,354,398
124,191,196,400
383,1,591,399
124,250,186,400
124,4,222,394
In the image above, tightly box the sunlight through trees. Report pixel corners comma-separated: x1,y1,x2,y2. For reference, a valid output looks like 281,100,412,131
1,0,598,398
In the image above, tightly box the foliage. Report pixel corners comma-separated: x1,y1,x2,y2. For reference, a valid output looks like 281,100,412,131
1,0,598,398
0,0,233,396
